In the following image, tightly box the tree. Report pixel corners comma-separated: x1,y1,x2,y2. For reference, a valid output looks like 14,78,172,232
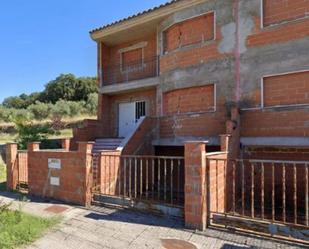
27,101,51,120
2,92,40,109
39,74,97,103
15,121,55,150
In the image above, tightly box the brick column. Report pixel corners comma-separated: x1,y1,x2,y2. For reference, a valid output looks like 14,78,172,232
184,141,207,231
61,139,71,151
27,142,40,152
220,134,231,152
6,143,18,190
78,142,94,206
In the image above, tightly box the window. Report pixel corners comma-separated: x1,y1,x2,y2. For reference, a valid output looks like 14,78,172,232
163,12,215,53
121,48,143,72
135,101,146,121
263,0,309,27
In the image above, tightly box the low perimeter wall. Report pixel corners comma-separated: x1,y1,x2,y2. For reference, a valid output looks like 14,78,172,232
27,142,93,206
15,141,94,206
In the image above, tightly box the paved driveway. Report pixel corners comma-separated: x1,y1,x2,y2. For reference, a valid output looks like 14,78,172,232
26,207,306,249
0,192,306,249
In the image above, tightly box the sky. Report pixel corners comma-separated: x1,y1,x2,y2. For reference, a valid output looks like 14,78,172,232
0,0,169,102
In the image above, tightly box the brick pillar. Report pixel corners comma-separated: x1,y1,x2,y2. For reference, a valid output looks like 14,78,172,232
184,141,207,231
27,142,40,152
6,143,18,190
78,142,94,206
220,135,230,152
61,139,71,151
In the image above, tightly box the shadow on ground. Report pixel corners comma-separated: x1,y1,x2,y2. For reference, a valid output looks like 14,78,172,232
84,207,308,249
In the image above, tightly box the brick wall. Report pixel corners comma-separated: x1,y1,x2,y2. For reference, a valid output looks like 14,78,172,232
264,71,309,107
160,85,225,138
263,0,309,27
247,15,309,47
28,142,93,206
163,85,215,115
241,108,309,137
243,146,309,161
160,12,229,74
163,12,215,53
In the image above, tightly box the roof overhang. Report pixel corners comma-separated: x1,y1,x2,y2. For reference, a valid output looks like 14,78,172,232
90,0,206,45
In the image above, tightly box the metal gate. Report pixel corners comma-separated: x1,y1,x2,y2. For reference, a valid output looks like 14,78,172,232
207,158,309,243
92,153,185,209
17,151,28,190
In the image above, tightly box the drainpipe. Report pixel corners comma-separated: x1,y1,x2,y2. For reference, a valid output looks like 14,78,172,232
234,0,241,104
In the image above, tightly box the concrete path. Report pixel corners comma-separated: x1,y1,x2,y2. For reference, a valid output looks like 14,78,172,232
0,192,306,249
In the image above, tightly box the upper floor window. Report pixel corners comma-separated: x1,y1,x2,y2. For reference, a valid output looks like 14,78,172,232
263,0,309,27
263,71,309,108
163,12,215,53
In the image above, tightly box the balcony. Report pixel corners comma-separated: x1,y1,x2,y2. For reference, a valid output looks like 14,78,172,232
102,56,159,86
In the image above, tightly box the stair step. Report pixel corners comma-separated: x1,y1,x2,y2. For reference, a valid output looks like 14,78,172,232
93,145,119,149
94,142,121,146
95,138,123,142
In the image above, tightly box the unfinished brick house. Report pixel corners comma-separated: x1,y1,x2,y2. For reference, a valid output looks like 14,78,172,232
72,0,309,160
6,0,309,242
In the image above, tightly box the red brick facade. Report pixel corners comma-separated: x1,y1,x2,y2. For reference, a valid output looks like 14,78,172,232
27,142,93,206
163,12,215,53
263,0,309,27
263,71,309,107
163,85,215,115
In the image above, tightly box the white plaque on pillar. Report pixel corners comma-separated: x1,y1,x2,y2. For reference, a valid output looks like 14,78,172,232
50,177,60,186
48,158,61,169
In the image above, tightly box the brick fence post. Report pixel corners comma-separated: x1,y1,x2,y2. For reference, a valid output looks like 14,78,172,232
6,143,18,190
220,135,230,152
27,142,40,152
61,139,71,151
78,142,94,206
184,141,207,231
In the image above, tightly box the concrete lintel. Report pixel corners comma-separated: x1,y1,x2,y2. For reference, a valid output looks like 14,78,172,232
241,137,309,147
152,136,220,146
99,77,159,95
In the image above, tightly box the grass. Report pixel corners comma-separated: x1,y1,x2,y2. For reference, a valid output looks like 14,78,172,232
0,207,59,249
0,128,73,145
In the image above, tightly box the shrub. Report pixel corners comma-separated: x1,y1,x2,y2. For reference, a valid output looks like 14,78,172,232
14,120,55,150
27,101,51,120
85,93,98,115
10,109,33,123
0,106,12,122
50,100,71,118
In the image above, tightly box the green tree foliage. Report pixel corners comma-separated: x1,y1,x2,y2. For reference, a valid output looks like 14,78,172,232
27,101,51,120
39,74,97,103
1,74,97,108
14,119,55,150
85,93,98,115
2,92,40,109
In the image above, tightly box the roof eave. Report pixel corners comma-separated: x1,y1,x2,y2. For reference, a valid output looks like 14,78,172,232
90,0,206,42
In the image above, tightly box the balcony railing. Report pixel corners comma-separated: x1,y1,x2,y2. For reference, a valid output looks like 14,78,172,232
102,56,159,86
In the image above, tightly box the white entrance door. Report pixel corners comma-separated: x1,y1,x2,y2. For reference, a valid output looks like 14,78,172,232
118,102,136,138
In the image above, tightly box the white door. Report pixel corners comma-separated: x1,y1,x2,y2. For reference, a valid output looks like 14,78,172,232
118,102,136,137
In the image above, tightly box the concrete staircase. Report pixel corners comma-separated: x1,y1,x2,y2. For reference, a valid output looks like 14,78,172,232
92,138,123,153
